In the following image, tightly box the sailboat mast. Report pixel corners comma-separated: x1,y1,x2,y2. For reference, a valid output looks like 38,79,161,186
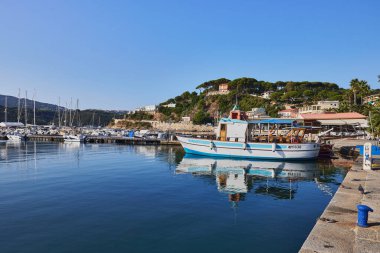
69,97,72,127
64,102,67,127
58,97,61,127
25,91,27,126
4,95,7,123
17,88,21,123
33,91,36,126
76,99,80,127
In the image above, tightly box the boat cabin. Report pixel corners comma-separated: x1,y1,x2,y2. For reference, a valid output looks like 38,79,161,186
216,118,311,144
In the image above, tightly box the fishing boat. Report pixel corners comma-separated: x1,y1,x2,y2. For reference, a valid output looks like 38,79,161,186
63,134,86,143
177,106,320,160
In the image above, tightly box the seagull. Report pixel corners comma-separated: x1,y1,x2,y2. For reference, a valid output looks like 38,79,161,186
358,184,365,195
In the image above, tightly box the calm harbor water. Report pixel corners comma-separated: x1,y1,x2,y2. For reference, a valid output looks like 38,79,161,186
0,142,347,253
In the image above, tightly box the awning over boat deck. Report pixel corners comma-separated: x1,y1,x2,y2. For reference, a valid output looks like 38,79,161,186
317,119,368,127
248,119,296,124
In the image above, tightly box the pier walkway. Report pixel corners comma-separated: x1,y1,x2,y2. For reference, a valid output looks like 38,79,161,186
300,159,380,253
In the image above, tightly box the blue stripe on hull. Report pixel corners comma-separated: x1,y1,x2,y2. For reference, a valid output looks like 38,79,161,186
183,147,315,161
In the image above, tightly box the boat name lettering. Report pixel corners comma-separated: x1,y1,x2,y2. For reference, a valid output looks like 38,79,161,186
288,145,302,149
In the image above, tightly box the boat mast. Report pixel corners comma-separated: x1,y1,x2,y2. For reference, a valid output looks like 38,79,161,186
76,99,80,127
4,95,7,123
33,91,36,126
58,97,61,127
17,88,21,123
69,97,72,127
64,102,67,126
24,90,27,126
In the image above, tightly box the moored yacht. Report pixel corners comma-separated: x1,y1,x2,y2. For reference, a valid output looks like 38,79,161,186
177,106,320,160
63,134,86,143
6,133,27,142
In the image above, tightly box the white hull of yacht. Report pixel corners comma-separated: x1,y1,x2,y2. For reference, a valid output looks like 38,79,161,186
6,135,26,141
63,135,86,143
177,136,320,160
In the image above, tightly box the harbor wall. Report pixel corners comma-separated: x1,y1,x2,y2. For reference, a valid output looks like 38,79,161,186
299,160,380,253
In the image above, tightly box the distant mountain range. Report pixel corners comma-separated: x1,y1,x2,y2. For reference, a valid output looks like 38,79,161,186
0,94,62,111
0,94,128,126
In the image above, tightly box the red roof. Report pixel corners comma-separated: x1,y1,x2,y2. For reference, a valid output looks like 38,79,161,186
300,112,367,120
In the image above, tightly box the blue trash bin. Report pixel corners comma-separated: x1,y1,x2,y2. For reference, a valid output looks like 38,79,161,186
357,205,373,227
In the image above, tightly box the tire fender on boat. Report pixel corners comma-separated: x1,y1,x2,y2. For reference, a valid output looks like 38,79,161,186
272,143,276,152
210,141,214,150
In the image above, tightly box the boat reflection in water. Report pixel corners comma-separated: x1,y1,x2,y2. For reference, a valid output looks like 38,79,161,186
176,155,332,204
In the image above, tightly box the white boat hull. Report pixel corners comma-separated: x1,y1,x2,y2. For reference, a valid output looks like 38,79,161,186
177,136,320,160
63,135,86,143
6,135,26,141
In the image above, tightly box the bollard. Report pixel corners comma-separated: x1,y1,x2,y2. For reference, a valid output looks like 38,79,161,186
357,204,373,227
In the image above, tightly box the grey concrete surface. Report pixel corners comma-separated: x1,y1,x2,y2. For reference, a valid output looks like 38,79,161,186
299,160,380,253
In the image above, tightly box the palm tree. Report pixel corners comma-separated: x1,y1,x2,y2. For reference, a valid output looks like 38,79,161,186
358,80,370,105
350,79,360,105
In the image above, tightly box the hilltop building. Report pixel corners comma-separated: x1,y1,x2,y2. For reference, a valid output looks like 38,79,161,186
136,105,157,113
162,103,176,108
250,91,275,100
206,83,230,96
261,91,275,99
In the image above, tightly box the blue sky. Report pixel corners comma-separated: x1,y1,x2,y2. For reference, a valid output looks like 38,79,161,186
0,0,379,109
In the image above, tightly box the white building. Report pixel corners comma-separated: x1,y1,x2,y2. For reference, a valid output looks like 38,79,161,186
136,105,157,112
162,103,176,108
261,91,275,99
181,116,191,122
298,101,339,114
246,108,269,119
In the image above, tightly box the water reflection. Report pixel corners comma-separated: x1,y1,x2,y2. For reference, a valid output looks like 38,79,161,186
176,155,337,203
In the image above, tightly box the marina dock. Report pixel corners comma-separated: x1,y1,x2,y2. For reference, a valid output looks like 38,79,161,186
27,135,180,145
299,157,380,253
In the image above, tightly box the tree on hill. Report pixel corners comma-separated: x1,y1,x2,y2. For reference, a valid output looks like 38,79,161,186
196,78,231,91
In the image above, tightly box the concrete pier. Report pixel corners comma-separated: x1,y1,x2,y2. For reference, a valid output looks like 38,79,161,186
299,159,380,253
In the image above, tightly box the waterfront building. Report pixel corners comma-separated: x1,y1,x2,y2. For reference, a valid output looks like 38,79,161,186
299,112,368,129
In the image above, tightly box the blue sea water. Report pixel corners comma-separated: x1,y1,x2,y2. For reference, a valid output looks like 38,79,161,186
0,142,347,253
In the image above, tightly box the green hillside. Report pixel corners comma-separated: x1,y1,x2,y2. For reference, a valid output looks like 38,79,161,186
157,77,380,133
